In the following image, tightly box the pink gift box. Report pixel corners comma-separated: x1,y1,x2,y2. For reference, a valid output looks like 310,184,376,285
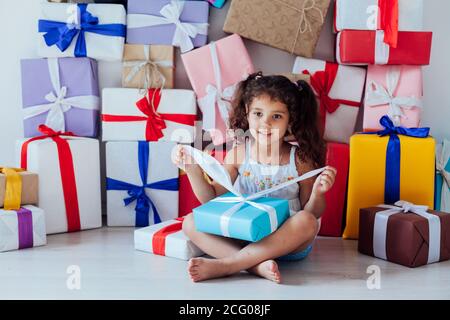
363,65,423,132
181,34,254,146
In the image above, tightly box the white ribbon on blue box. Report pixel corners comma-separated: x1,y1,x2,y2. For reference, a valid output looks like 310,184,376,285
184,146,325,242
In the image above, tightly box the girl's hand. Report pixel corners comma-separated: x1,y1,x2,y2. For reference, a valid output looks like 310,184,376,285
172,144,198,174
312,166,337,196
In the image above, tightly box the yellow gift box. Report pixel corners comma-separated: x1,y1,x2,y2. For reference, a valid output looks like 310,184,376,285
343,133,435,239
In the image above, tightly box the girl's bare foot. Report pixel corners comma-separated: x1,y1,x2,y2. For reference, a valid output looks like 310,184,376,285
188,257,233,282
248,260,281,283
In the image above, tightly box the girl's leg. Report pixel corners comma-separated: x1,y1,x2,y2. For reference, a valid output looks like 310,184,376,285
188,210,319,282
183,214,282,282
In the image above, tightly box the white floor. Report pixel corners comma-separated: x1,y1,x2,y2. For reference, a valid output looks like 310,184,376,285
1,226,449,300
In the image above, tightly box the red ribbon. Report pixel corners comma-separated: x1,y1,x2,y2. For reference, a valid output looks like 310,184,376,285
20,125,81,232
152,217,184,256
302,62,360,136
102,89,197,141
379,0,399,48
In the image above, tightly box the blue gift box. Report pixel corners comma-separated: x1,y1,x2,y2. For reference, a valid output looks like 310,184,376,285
193,192,290,242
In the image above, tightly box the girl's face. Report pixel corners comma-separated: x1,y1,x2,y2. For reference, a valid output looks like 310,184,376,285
246,95,290,146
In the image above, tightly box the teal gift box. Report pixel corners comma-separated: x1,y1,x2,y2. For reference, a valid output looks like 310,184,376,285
193,192,290,242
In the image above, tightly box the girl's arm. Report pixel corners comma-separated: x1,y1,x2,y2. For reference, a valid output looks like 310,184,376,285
296,158,336,219
175,145,242,204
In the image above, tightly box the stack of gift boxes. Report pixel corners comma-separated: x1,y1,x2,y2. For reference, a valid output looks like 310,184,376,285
1,0,449,268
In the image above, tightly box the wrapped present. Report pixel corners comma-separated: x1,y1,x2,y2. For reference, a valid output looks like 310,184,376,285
292,57,366,144
134,217,204,260
334,0,423,46
0,205,46,253
183,145,325,242
21,58,100,138
358,201,450,268
179,170,202,218
336,30,432,65
318,142,349,237
122,45,175,89
364,65,423,131
106,141,179,227
279,73,311,85
0,168,38,210
102,89,197,143
17,125,102,234
181,34,254,146
343,116,435,239
127,0,209,53
223,0,331,58
435,140,450,212
38,3,126,61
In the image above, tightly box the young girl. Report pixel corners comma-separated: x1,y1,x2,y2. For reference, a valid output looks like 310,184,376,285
174,72,337,283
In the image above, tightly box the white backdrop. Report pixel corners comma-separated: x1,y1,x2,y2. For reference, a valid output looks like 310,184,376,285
0,0,449,166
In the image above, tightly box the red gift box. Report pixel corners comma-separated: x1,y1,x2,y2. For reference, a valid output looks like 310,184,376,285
318,142,350,237
336,30,432,65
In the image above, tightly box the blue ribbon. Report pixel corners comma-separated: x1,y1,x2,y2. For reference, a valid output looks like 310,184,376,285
38,3,126,57
106,142,178,227
364,115,430,204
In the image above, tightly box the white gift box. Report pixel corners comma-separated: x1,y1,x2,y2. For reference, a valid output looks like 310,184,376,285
334,0,423,32
0,205,46,253
134,219,204,260
292,57,366,144
106,141,179,227
38,3,126,61
102,89,197,143
16,137,102,234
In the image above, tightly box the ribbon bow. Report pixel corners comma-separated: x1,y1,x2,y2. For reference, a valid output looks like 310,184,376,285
302,63,360,114
20,125,81,232
106,142,179,227
364,116,430,204
23,58,99,133
123,45,174,91
0,167,24,210
127,1,209,53
374,200,441,264
102,89,196,142
39,3,126,57
184,145,325,238
366,67,423,127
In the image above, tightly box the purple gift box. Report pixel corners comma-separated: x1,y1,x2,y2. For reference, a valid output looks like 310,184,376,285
20,57,100,138
126,0,209,50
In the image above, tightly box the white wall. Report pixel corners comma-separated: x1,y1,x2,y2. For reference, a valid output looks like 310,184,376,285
0,0,449,167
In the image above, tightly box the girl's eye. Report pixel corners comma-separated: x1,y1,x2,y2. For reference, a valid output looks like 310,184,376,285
273,114,282,120
253,112,263,117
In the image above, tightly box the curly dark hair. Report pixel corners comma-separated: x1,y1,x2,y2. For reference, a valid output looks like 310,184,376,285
228,72,326,168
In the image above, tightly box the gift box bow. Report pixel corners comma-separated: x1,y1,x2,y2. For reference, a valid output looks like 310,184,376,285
0,167,25,210
374,200,443,264
184,145,325,236
102,89,197,142
106,141,179,227
123,45,174,90
39,3,126,57
127,0,209,53
366,66,423,126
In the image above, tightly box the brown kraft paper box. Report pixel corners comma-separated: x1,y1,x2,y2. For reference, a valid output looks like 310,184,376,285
223,0,331,58
0,171,38,208
122,44,175,90
358,207,450,268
